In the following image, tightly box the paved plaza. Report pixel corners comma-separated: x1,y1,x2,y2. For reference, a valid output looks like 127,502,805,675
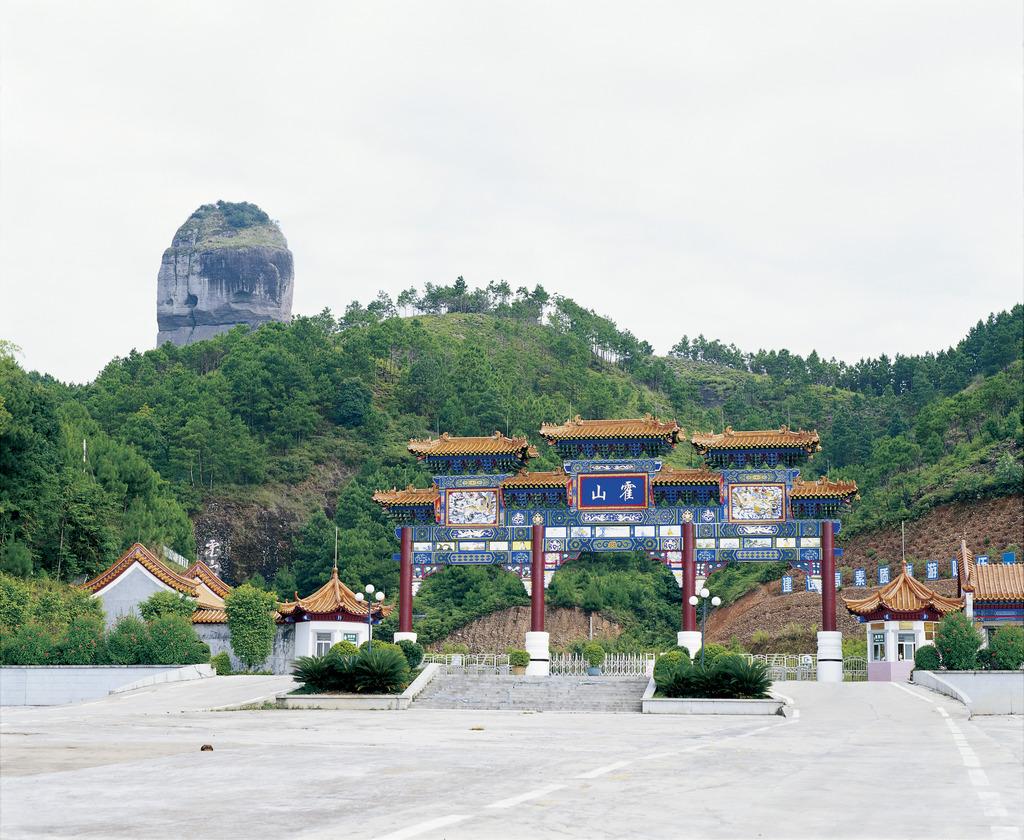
1,677,1022,839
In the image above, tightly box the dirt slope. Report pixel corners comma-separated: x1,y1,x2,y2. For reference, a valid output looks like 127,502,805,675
428,606,623,652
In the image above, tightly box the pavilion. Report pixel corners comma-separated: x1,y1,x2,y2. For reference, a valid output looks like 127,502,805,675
957,538,1024,643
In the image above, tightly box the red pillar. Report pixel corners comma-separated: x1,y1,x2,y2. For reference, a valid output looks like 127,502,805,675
682,521,697,632
399,526,413,633
531,521,545,632
821,520,836,632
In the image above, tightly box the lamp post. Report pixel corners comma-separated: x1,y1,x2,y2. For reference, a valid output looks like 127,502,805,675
687,587,722,667
354,584,386,652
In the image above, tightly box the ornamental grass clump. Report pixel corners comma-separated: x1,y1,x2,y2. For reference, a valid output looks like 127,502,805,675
354,647,410,694
660,657,771,700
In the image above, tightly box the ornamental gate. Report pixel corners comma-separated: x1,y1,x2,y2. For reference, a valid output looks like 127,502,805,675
373,417,858,679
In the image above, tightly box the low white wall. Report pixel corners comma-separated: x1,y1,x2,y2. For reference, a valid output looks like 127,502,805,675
276,664,440,711
643,696,786,715
1,665,214,706
912,670,1024,715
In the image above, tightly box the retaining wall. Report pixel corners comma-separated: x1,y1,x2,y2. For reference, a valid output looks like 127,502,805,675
1,664,214,706
912,670,1024,715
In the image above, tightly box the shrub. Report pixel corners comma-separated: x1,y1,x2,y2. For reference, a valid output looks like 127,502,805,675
654,648,690,689
397,639,424,669
441,642,470,655
989,626,1024,670
354,647,410,694
293,655,332,691
145,615,210,665
975,648,996,671
694,643,736,666
582,641,605,668
225,584,278,670
662,658,771,700
324,654,359,692
359,639,404,657
913,645,941,671
293,654,359,693
935,612,982,671
56,616,108,665
507,648,530,668
139,591,196,622
0,621,58,665
211,651,233,675
107,615,151,665
329,640,360,657
0,541,33,577
0,573,34,632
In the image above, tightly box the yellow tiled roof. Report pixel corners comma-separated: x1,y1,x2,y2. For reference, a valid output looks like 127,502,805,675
191,608,228,624
80,543,198,596
277,566,394,618
790,477,859,499
372,485,440,506
959,539,1024,602
691,425,821,453
500,470,568,489
652,467,722,486
843,565,963,616
540,415,681,442
184,559,232,599
408,432,538,459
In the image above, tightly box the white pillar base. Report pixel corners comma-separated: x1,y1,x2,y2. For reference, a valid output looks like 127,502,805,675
817,631,843,682
525,631,550,676
393,632,418,644
677,631,702,660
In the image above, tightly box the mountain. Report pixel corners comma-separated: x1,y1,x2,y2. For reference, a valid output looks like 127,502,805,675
156,201,294,346
1,286,1020,647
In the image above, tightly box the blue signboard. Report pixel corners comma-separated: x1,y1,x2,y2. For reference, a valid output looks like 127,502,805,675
781,575,793,594
805,575,817,592
576,473,648,510
854,568,866,587
951,558,958,577
1003,552,1016,565
977,555,989,565
879,565,890,585
835,571,842,590
926,561,939,580
906,563,914,578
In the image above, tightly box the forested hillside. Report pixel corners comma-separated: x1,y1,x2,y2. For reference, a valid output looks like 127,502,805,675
1,284,1020,646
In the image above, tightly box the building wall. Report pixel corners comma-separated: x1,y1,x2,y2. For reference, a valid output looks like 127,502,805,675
94,565,176,628
194,623,295,674
293,620,370,658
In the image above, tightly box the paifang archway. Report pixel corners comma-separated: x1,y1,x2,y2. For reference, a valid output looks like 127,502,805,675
372,417,859,679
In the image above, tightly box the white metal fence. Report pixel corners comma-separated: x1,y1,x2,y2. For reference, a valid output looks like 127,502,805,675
741,653,868,681
422,654,510,675
549,652,655,677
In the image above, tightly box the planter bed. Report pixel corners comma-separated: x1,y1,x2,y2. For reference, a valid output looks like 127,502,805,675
275,663,438,711
640,677,787,715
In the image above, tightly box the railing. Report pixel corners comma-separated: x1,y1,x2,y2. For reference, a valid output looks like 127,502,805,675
843,657,868,682
550,652,655,677
742,653,868,681
422,654,510,675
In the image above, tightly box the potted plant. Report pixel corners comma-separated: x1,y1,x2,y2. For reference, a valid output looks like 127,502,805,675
583,641,605,676
507,648,529,675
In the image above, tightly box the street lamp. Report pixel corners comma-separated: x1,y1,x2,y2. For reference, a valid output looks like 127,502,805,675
354,584,386,652
688,587,722,667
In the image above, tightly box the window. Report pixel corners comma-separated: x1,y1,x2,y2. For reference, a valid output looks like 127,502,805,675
871,633,886,662
343,633,359,644
315,632,333,657
897,633,916,661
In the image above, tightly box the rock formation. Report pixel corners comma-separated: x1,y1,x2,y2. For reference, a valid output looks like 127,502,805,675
156,201,294,346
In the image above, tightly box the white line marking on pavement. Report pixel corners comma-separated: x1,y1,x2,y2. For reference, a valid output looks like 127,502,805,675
486,785,566,809
374,815,471,840
937,707,949,717
642,752,674,760
890,682,936,704
576,760,632,779
969,769,990,787
991,827,1021,840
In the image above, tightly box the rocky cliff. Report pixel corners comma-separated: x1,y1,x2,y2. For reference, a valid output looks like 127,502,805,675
156,201,294,346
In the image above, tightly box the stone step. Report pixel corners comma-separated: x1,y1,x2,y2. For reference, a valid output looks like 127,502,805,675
413,674,648,712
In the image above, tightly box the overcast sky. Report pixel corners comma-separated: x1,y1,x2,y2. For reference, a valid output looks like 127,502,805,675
1,2,1021,384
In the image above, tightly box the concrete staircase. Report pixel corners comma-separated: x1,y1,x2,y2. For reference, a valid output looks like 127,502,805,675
413,674,648,713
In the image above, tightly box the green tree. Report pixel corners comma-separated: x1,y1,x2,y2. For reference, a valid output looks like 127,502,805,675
138,591,196,622
145,614,210,664
0,541,33,577
935,612,982,671
225,584,278,670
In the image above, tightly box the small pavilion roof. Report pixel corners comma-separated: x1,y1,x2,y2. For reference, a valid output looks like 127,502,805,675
408,432,538,460
80,543,198,596
501,470,568,489
539,415,682,442
191,608,228,624
372,485,440,507
790,476,859,500
277,566,394,618
843,564,963,617
184,559,232,600
690,425,821,454
652,467,722,487
958,539,1024,602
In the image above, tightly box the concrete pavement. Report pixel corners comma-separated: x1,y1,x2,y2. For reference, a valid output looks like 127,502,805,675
1,679,1021,839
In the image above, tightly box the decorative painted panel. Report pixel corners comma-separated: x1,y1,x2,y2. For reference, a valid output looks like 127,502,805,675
728,484,786,523
446,490,499,527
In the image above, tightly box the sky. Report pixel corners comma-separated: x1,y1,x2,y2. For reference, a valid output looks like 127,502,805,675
1,1,1021,384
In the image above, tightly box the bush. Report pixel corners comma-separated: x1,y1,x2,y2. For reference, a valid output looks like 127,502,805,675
913,645,941,671
397,639,424,669
225,584,278,671
107,615,151,665
653,648,690,689
506,648,529,668
211,651,233,675
145,615,210,665
56,616,108,665
582,641,605,668
139,591,196,622
329,640,360,657
293,655,332,691
0,541,33,577
694,643,737,666
0,621,58,665
293,654,359,693
354,647,410,694
975,648,996,671
359,639,404,657
0,573,35,633
662,658,771,700
935,612,982,670
989,626,1024,670
441,642,470,654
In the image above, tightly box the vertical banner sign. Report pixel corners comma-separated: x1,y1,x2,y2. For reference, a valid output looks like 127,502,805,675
977,555,989,565
781,575,793,594
805,576,816,592
854,568,867,587
835,571,842,590
951,558,958,577
906,563,914,578
1003,552,1017,564
879,565,890,585
926,561,939,580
